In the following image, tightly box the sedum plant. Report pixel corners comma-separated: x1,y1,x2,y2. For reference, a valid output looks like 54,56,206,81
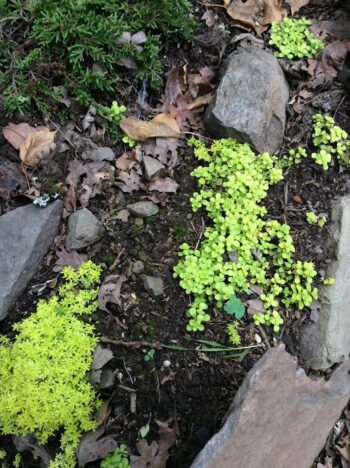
0,261,102,467
174,139,318,332
270,18,323,59
312,114,350,169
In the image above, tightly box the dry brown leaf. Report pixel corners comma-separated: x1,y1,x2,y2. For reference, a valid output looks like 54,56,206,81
76,427,117,467
115,152,137,171
226,0,287,32
288,0,310,15
116,169,144,193
19,129,56,167
148,177,179,193
201,10,217,28
131,420,176,468
120,114,180,142
188,92,214,110
246,298,265,316
53,248,87,272
116,209,130,222
2,122,36,149
311,20,350,41
98,274,127,311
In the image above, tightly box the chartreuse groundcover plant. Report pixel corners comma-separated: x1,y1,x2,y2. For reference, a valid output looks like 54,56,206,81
174,115,350,336
270,17,323,59
0,261,102,467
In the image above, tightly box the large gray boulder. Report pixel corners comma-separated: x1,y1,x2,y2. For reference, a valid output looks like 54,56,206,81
0,201,62,320
300,196,350,369
191,345,350,468
205,46,289,154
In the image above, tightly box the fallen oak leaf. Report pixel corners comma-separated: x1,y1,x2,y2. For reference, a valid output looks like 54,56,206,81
2,122,37,149
19,129,56,167
120,113,180,141
148,177,179,193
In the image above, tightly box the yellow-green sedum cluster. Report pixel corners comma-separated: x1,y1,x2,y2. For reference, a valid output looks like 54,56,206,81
312,114,350,169
0,261,102,467
270,18,323,59
174,139,318,333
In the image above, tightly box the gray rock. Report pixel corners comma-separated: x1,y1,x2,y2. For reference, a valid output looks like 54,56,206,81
66,208,105,251
144,276,164,297
300,196,350,369
191,345,350,468
0,201,62,320
204,46,289,154
81,147,115,162
143,155,166,181
127,201,159,218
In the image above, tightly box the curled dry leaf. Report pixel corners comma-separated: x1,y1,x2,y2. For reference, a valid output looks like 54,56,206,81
53,248,87,272
92,345,114,371
2,122,37,149
116,209,130,222
116,152,137,171
131,420,176,468
120,113,180,142
246,298,265,316
148,177,179,193
226,0,287,33
287,0,310,15
19,129,57,167
76,427,117,467
98,274,128,311
116,169,144,193
0,157,26,200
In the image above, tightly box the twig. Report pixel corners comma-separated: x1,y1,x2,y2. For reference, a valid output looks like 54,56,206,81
257,325,271,349
101,336,163,350
109,247,125,271
195,217,205,250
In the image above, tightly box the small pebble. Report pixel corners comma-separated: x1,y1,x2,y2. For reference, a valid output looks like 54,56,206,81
134,218,144,227
255,334,262,344
163,360,171,368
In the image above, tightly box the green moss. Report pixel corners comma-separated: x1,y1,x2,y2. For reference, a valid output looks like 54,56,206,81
0,261,102,467
0,0,195,116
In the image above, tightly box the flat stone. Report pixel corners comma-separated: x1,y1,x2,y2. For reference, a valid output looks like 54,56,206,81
191,345,350,468
204,46,289,154
143,276,164,297
81,147,115,162
66,208,105,251
300,195,350,369
143,155,166,181
0,201,62,320
127,201,159,218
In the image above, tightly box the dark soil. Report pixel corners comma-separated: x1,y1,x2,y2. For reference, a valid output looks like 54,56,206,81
1,1,350,467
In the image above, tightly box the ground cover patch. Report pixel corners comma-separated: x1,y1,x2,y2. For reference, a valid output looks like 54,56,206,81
0,0,350,466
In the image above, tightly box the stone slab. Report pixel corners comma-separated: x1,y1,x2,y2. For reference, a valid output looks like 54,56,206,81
300,195,350,369
191,345,350,468
0,201,62,320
